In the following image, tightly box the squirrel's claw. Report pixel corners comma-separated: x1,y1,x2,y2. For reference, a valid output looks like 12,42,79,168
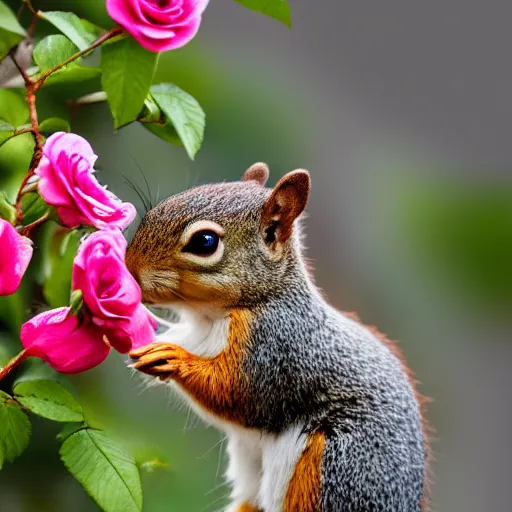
129,343,184,380
129,342,172,358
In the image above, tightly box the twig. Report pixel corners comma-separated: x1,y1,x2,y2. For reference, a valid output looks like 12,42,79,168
11,25,124,223
23,0,38,16
10,53,43,222
34,27,124,91
20,211,49,237
17,2,25,18
0,349,28,382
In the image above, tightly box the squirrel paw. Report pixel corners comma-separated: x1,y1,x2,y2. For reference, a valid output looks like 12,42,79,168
129,342,188,381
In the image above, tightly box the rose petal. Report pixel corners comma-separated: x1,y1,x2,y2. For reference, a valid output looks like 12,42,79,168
0,219,33,296
102,304,157,353
106,0,209,53
35,132,137,230
21,308,110,374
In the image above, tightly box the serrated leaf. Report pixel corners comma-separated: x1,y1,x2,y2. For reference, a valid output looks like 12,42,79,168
60,429,142,512
0,402,31,464
40,11,98,51
101,38,158,129
20,192,49,226
33,35,79,73
233,0,291,27
43,229,81,307
14,380,84,423
40,117,71,136
151,83,205,159
0,191,16,223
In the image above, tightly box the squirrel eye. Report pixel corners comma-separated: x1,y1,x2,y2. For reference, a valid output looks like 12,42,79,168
183,230,220,256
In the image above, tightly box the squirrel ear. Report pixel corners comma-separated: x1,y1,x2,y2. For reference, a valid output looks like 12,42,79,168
242,163,269,186
261,170,310,245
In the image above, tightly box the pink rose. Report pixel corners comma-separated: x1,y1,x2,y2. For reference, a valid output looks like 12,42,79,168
72,229,156,353
0,219,33,296
20,307,110,374
106,0,210,53
36,132,136,230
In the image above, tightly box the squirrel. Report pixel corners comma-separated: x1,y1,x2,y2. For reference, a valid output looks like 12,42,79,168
126,163,429,512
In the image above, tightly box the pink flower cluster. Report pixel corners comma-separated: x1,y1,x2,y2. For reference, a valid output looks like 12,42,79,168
5,132,157,374
106,0,209,53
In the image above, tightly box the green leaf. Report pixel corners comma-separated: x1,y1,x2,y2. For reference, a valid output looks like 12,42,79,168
142,120,182,147
39,117,71,135
0,191,16,223
151,83,205,159
0,1,26,36
21,192,49,226
101,38,158,129
0,1,27,61
33,35,79,73
43,65,101,87
0,90,28,127
0,402,31,464
0,121,14,148
43,229,81,308
233,0,292,27
57,422,85,443
40,11,98,51
60,429,143,512
0,390,12,403
14,380,84,423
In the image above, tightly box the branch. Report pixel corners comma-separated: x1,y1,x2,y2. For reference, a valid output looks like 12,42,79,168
0,350,28,382
34,27,124,91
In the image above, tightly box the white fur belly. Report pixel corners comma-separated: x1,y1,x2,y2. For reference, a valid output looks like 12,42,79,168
152,303,236,431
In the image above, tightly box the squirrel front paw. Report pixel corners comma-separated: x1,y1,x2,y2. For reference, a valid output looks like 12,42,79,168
129,342,189,381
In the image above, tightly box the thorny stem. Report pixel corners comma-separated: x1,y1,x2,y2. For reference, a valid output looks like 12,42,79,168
0,350,28,382
10,25,124,224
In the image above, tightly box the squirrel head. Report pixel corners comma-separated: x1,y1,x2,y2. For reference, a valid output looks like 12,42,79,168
126,164,310,308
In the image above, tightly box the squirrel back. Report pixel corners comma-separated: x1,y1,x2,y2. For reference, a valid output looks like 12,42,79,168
127,164,429,512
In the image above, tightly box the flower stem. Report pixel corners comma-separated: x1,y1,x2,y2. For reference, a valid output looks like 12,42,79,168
11,25,124,225
34,27,124,92
0,349,28,382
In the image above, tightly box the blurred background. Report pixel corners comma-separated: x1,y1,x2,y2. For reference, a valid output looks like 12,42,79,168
1,0,512,511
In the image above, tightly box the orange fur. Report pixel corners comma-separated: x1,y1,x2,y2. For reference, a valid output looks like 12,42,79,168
343,311,432,512
133,309,253,425
283,431,325,512
236,503,261,512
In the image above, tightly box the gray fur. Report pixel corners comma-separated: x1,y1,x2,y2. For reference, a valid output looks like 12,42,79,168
128,177,426,511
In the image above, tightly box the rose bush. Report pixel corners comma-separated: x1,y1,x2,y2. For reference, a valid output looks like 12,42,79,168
36,132,136,230
106,0,210,52
0,218,33,296
0,0,291,509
